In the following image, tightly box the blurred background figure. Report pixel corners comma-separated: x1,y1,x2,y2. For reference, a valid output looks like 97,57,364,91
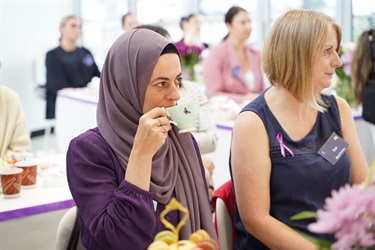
352,28,375,125
175,14,208,81
177,14,208,49
179,80,217,203
136,24,169,38
0,85,32,158
121,12,138,32
45,15,100,119
203,6,265,104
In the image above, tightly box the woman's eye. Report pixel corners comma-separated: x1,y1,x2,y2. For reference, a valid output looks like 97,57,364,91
176,77,182,87
156,82,166,87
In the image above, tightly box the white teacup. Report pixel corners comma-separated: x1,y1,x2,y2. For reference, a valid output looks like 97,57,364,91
166,102,199,134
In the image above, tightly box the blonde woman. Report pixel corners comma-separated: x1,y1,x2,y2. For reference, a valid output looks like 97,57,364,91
230,9,368,249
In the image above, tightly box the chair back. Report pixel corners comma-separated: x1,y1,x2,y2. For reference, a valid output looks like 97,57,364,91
212,180,236,250
56,206,85,250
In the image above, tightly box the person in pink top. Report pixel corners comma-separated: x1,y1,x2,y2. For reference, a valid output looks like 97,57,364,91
203,6,265,104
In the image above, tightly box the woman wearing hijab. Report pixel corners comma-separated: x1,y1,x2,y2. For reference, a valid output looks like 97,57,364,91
66,29,216,249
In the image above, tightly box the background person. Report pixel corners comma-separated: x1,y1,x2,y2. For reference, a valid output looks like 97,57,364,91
66,29,216,249
45,15,100,119
175,14,208,81
351,28,375,125
230,9,368,249
203,6,265,104
175,13,209,60
176,14,208,50
121,12,138,32
0,85,32,158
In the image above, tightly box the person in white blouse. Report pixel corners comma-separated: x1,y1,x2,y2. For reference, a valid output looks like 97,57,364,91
179,80,218,198
0,85,32,158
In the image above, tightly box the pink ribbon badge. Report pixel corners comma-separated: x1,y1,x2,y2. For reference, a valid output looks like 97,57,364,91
276,132,295,157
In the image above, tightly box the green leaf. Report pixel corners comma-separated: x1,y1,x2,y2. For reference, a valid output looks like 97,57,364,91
290,211,317,220
365,161,375,188
299,232,332,250
292,229,332,250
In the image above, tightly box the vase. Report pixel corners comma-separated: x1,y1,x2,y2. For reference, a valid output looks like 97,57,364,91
182,65,195,81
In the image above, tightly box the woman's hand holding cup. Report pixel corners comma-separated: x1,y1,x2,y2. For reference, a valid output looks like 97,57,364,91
133,107,171,157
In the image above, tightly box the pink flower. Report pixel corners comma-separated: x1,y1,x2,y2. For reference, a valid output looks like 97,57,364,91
308,184,375,249
341,53,352,76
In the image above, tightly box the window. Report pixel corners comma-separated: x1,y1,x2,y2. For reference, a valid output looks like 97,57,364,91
79,0,366,68
352,0,375,41
79,0,131,69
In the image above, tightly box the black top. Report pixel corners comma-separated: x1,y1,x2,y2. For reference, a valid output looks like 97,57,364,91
362,82,375,125
45,46,100,119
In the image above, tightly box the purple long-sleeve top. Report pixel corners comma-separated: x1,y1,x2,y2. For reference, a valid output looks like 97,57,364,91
66,128,209,250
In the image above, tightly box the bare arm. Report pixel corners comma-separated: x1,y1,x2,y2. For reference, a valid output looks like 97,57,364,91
335,96,368,184
231,111,318,250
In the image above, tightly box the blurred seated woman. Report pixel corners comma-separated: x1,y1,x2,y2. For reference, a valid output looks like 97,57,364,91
45,15,100,119
0,85,31,158
203,6,265,104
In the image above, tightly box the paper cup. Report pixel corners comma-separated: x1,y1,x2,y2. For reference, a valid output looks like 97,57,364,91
15,161,38,188
166,102,199,134
0,168,23,198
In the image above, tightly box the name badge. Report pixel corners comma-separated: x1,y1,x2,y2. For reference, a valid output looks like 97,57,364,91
318,132,349,165
231,65,241,79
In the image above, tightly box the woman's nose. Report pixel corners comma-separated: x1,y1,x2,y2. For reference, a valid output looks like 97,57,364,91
333,51,343,68
169,84,180,101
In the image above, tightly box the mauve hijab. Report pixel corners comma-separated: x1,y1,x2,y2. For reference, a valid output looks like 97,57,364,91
96,29,216,239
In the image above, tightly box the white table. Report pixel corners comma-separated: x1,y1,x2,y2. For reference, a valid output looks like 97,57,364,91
56,87,99,154
0,154,74,221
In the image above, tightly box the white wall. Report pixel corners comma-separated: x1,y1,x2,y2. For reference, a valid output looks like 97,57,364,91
1,1,76,133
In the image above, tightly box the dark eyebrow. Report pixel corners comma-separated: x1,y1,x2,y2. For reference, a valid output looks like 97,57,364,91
151,76,169,83
150,73,183,83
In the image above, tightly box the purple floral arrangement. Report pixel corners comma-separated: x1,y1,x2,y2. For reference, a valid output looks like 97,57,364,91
175,40,204,81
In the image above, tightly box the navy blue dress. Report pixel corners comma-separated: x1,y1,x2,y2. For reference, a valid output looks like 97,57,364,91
230,89,351,249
